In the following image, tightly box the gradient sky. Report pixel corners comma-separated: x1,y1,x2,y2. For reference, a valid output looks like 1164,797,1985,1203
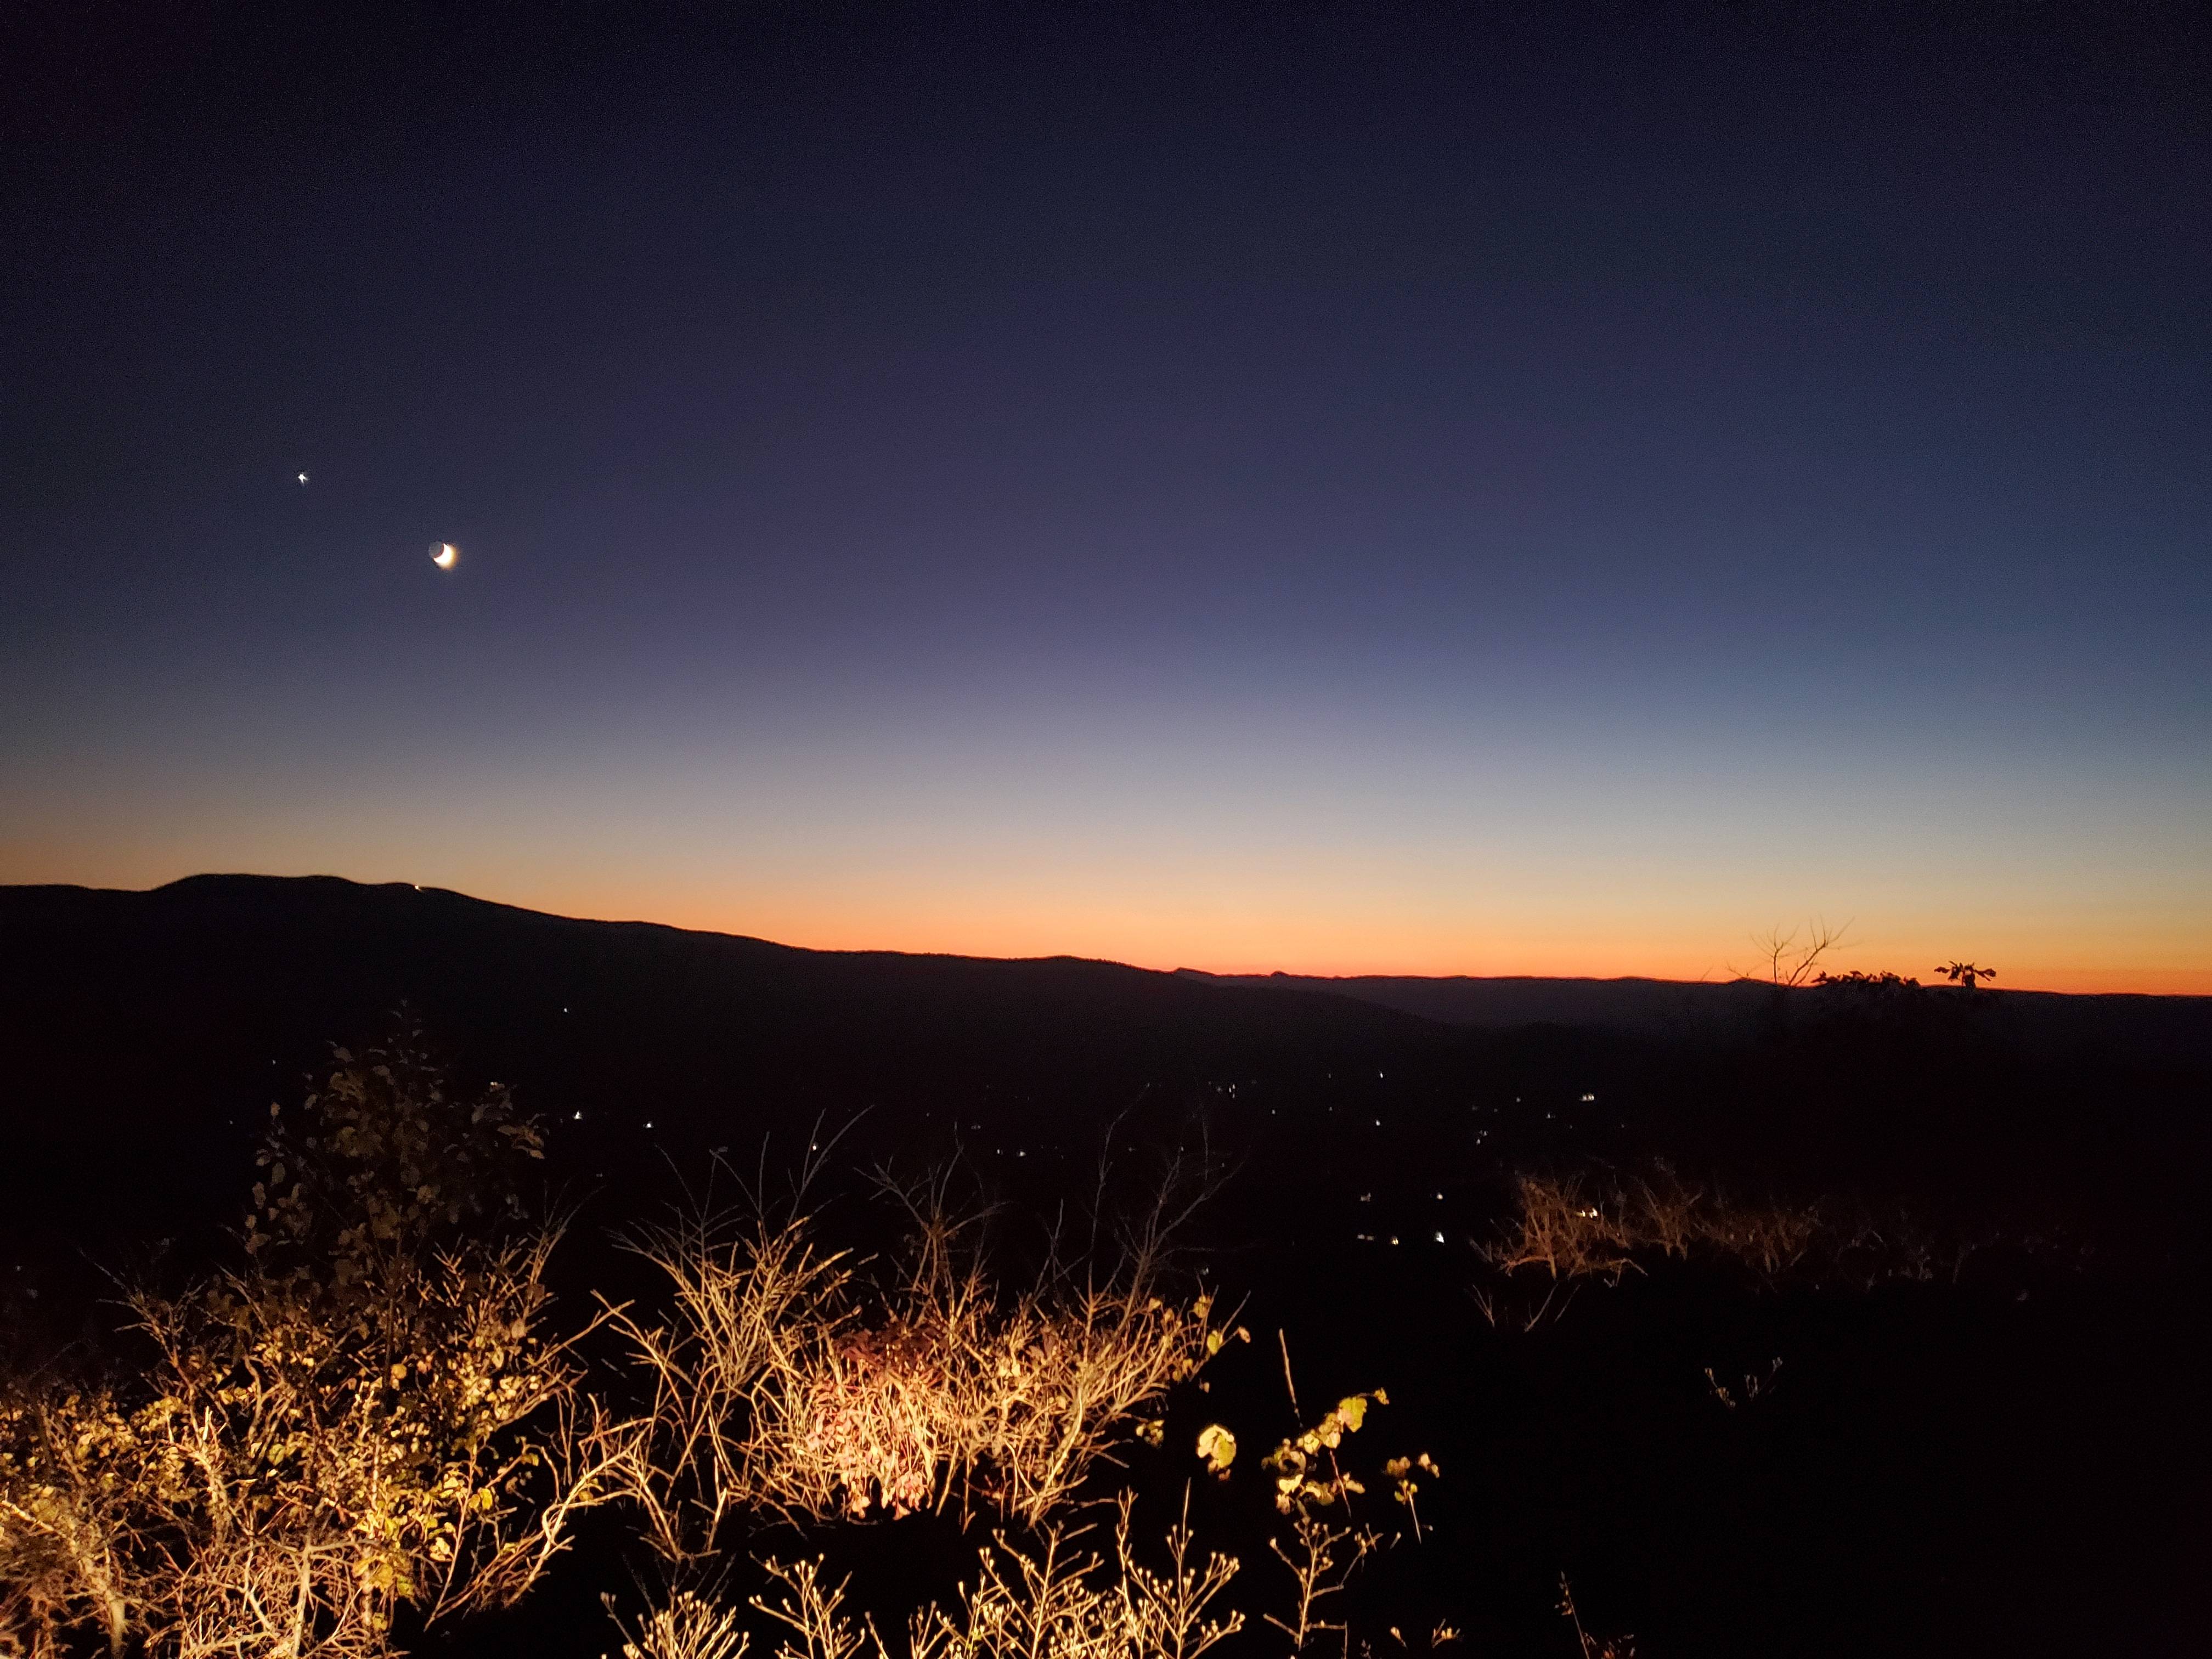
4,4,2208,991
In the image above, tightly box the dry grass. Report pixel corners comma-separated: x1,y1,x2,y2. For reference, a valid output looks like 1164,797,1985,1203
604,1490,1246,1659
606,1588,754,1659
600,1183,1452,1659
603,1331,1449,1659
1557,1576,1635,1659
606,1153,1234,1558
1472,1165,2028,1318
773,1492,1242,1659
1479,1167,1826,1285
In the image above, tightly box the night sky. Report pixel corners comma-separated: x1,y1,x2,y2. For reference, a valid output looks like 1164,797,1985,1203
4,4,2206,990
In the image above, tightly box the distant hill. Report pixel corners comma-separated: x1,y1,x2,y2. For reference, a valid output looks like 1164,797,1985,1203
0,876,1466,1265
5,876,2208,1284
1179,968,2212,1064
0,875,1449,1092
1177,969,1766,1036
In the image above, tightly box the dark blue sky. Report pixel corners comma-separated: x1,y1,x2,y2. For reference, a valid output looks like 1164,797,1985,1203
4,3,2207,986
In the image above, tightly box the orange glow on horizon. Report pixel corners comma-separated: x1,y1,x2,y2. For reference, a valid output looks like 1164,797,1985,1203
510,893,2212,998
7,850,2209,998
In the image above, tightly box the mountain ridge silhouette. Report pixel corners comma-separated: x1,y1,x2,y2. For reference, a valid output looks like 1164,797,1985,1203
5,874,2207,1282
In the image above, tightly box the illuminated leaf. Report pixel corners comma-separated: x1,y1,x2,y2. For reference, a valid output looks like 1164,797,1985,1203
1196,1423,1237,1476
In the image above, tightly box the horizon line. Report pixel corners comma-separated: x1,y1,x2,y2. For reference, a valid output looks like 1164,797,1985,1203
13,870,2210,1001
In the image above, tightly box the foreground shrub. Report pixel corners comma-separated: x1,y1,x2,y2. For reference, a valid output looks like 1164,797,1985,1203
741,1498,1243,1659
1479,1168,1826,1284
0,1030,614,1658
607,1158,1232,1555
1471,1164,2036,1320
607,1371,1446,1659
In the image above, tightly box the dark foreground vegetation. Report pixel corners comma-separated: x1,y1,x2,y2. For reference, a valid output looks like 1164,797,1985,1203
2,877,2207,1656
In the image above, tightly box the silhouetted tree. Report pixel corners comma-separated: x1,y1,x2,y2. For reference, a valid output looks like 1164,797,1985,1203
1734,921,1851,989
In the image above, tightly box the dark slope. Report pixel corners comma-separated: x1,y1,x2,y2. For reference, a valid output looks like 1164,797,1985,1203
1182,969,2212,1064
1180,969,1767,1037
0,874,1450,1085
8,877,2209,1267
0,874,1466,1263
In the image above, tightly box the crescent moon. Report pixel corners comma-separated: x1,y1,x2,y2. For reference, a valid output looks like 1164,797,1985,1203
431,543,458,570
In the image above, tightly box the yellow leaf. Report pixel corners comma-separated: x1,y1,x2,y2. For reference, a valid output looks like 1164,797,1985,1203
1196,1423,1237,1476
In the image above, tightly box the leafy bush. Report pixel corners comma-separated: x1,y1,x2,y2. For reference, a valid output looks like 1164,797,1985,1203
0,1028,614,1658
